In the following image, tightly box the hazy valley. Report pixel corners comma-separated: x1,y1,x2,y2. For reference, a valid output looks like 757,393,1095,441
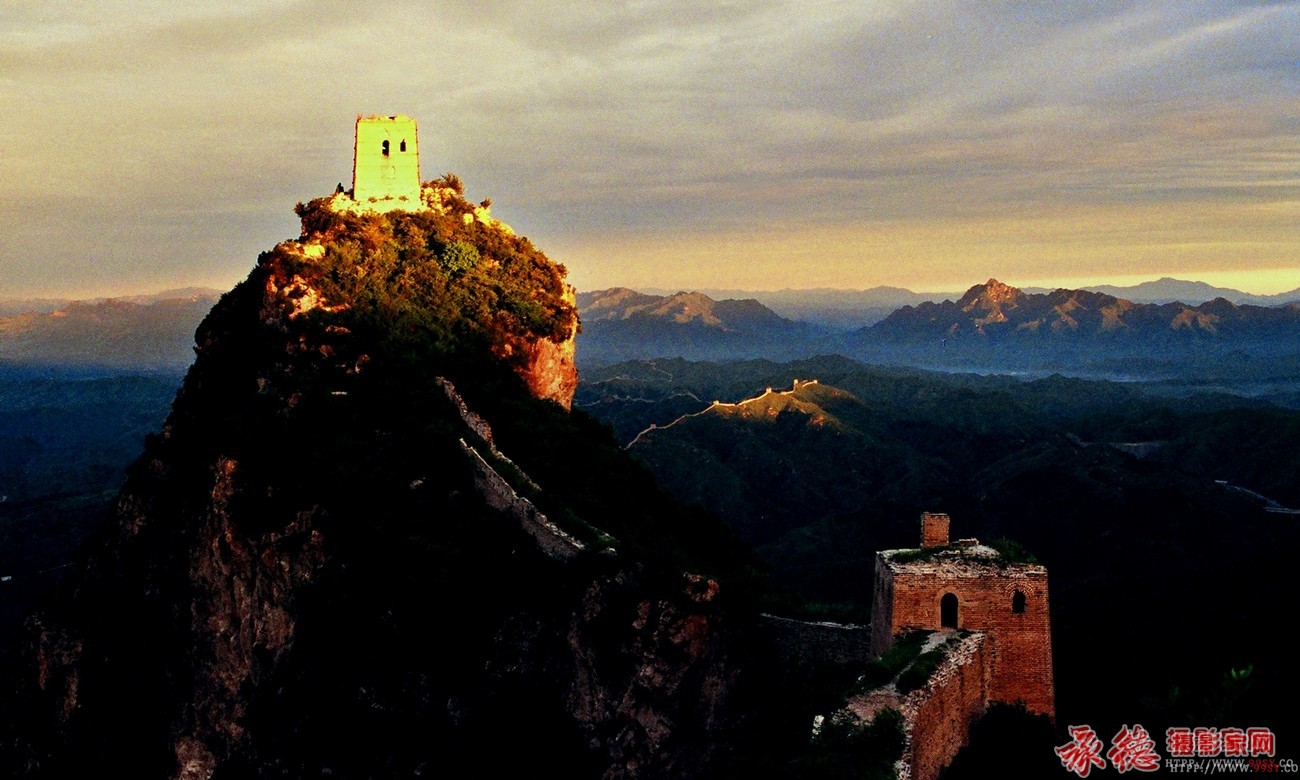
577,281,1300,407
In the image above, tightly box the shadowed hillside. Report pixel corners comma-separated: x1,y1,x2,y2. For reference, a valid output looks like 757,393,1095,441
580,357,1300,751
2,182,874,780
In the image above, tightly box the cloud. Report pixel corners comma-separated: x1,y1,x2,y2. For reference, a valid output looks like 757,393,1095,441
0,1,1296,296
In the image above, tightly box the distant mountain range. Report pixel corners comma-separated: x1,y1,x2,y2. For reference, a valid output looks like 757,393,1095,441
577,280,1300,370
575,287,833,365
657,286,955,329
5,278,1296,375
655,278,1300,329
0,291,220,373
0,287,223,317
578,287,790,328
1076,277,1300,307
866,278,1300,347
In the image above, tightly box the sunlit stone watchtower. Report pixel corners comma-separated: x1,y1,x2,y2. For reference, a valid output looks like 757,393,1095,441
352,114,421,210
870,512,1055,720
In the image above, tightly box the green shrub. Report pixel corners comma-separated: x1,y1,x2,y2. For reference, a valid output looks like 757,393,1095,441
804,707,905,779
440,241,480,275
858,631,928,690
435,172,464,194
987,537,1038,564
896,645,948,694
861,707,906,759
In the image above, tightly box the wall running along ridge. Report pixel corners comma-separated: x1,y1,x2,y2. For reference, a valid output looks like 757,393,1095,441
902,633,991,780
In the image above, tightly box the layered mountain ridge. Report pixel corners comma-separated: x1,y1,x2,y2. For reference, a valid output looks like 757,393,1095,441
576,288,827,366
0,295,219,372
578,287,790,329
869,278,1300,344
581,357,1300,743
575,280,1300,372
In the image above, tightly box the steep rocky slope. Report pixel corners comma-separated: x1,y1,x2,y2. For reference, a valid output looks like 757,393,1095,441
0,180,792,779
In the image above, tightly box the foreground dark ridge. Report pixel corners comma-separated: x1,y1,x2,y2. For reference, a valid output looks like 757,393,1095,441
0,180,802,779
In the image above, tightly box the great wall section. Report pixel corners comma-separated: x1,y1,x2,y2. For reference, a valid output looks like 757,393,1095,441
800,513,1057,780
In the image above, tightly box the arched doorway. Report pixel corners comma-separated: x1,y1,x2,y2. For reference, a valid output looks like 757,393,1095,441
1013,590,1027,614
941,592,958,628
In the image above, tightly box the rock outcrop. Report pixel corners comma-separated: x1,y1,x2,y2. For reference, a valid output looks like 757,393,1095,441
0,181,770,779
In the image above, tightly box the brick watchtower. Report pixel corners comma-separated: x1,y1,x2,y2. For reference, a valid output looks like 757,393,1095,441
869,513,1055,719
352,114,421,210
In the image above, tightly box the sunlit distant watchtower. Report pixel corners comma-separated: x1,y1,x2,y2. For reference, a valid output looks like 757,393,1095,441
352,115,421,209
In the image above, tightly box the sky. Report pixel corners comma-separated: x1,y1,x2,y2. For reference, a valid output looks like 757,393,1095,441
1,0,1297,298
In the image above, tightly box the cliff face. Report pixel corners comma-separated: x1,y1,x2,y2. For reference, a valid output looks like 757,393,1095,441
510,287,579,408
0,180,765,779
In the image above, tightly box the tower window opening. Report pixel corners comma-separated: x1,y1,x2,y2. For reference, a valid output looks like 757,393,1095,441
400,140,407,152
1013,590,1027,614
382,140,390,157
941,593,958,628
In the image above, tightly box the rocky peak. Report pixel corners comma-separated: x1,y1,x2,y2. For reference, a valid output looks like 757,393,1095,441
576,287,664,322
0,178,790,779
958,279,1025,312
956,278,1026,328
656,292,725,326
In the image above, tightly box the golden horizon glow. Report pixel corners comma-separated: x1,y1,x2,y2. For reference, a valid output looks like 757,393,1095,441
2,4,1297,300
556,198,1300,297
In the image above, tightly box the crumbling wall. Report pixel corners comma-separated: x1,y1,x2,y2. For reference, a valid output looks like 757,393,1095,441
757,613,873,667
920,512,949,548
901,633,990,780
872,554,1054,719
869,563,894,659
459,439,585,561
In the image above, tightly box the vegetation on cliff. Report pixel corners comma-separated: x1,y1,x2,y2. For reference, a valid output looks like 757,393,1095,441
289,175,575,375
0,182,804,779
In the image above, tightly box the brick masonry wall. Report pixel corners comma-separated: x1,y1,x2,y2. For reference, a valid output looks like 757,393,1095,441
458,439,585,561
869,563,895,658
921,513,950,548
871,554,1055,719
904,633,991,780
